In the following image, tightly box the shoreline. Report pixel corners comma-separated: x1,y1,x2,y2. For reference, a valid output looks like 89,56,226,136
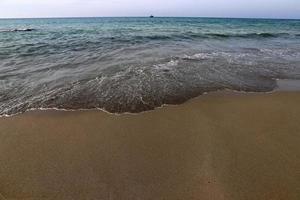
0,91,300,199
0,89,247,118
2,80,299,118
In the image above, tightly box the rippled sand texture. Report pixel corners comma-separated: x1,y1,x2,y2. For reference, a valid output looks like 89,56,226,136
0,92,299,200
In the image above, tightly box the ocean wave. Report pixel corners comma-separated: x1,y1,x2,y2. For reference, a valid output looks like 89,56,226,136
0,28,36,33
206,32,285,38
0,28,294,41
186,32,295,39
126,32,295,42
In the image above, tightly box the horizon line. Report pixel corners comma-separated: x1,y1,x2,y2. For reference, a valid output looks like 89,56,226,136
0,16,299,20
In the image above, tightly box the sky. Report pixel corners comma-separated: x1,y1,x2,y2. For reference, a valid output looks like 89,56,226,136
0,0,299,19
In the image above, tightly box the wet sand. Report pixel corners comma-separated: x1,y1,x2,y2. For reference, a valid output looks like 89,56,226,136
0,91,299,200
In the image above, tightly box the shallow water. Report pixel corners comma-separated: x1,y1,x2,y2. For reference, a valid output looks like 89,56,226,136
1,17,300,115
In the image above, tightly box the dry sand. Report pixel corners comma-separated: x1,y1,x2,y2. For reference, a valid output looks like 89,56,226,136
0,91,299,200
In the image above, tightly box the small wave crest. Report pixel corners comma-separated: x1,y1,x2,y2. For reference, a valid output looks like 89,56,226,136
0,28,36,33
196,32,291,39
127,32,294,42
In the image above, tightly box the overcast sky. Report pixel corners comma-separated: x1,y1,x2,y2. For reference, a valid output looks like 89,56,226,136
0,0,299,19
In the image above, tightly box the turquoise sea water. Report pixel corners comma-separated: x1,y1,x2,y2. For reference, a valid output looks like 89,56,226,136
0,17,300,115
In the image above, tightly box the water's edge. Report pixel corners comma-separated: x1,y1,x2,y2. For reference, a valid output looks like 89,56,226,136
2,79,299,118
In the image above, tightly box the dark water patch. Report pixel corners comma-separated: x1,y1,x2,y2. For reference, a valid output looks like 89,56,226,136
206,32,291,39
136,35,172,40
0,28,36,33
276,79,300,91
126,32,295,42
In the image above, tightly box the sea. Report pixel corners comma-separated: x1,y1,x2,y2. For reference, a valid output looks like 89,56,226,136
0,17,300,116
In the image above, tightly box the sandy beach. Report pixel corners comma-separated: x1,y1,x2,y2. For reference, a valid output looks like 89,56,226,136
0,91,300,200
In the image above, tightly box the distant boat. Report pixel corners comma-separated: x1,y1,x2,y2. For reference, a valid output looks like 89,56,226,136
150,15,154,18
